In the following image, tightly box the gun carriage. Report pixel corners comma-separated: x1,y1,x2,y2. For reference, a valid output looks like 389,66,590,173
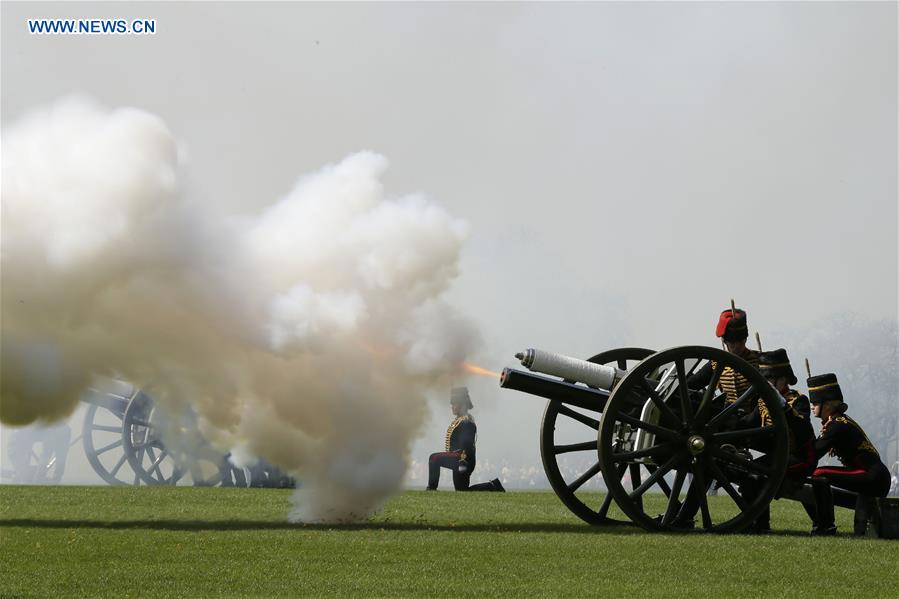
79,380,248,486
3,378,284,489
500,345,790,533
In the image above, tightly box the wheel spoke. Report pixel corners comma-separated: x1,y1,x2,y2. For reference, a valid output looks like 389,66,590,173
706,460,749,511
95,439,123,455
674,359,694,426
628,453,680,499
147,448,168,478
661,468,688,526
641,378,683,428
611,444,670,462
706,384,757,430
109,453,128,477
597,463,628,518
629,464,644,510
567,461,602,492
557,405,599,430
91,424,122,433
694,362,723,423
614,412,681,443
692,465,713,530
710,447,773,476
647,464,673,497
170,468,185,485
711,426,775,442
554,441,597,455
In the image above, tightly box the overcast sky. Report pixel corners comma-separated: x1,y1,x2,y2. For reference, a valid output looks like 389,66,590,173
2,1,896,482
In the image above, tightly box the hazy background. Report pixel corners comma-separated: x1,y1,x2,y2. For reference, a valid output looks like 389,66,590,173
2,1,896,487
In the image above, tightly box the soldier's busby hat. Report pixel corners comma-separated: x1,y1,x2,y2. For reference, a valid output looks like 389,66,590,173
807,373,843,404
450,386,473,410
716,308,748,342
758,348,797,385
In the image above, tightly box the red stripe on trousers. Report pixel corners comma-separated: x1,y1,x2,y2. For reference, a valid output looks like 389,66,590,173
813,467,867,477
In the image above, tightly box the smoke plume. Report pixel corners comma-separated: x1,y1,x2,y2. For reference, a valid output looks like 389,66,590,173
1,96,479,521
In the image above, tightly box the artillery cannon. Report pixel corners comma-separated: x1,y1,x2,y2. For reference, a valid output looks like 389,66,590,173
78,380,292,488
500,345,789,533
79,381,247,486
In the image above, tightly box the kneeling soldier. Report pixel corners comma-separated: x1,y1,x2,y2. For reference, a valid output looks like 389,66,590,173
805,373,890,535
740,349,816,532
427,387,504,492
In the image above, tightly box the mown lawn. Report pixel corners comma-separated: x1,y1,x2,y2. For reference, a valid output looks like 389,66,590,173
1,486,896,598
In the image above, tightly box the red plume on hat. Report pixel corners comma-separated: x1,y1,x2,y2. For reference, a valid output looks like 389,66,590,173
716,308,748,339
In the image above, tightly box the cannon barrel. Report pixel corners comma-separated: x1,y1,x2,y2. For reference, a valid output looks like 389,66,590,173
515,348,622,390
499,368,610,412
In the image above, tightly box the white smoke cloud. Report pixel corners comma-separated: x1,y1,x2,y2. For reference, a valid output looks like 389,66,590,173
1,96,479,521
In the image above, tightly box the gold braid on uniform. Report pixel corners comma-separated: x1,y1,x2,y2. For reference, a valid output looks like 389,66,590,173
824,416,847,459
844,416,880,457
445,415,471,451
713,350,761,414
775,389,802,450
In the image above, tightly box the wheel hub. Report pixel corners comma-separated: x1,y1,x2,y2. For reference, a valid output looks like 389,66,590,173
687,435,706,455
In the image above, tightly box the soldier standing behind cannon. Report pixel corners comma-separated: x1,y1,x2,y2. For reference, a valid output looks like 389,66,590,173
804,373,890,535
674,307,760,528
688,307,760,406
426,387,504,492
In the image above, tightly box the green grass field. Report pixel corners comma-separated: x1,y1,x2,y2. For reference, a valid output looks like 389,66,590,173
1,486,897,598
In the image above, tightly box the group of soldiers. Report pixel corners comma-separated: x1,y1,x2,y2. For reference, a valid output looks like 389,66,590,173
426,305,891,535
690,306,891,535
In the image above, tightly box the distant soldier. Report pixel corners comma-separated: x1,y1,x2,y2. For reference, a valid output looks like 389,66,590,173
739,349,816,532
688,307,760,410
426,387,504,492
804,373,890,535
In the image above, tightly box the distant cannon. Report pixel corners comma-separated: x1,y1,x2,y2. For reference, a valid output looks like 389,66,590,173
79,381,244,486
79,381,292,488
501,345,790,533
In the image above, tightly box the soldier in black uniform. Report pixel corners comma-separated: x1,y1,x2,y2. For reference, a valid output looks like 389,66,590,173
804,373,890,535
739,349,817,532
677,307,761,529
426,387,504,492
751,349,817,472
688,307,760,406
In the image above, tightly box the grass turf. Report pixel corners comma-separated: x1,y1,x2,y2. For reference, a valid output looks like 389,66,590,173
1,486,897,598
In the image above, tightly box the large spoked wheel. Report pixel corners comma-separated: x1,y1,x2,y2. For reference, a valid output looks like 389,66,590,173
82,384,141,486
598,346,788,533
122,392,241,487
540,347,655,525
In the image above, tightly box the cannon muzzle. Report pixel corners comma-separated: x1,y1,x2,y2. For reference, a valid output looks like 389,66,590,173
500,368,610,412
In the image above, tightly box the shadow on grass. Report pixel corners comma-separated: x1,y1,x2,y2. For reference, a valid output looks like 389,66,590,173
0,518,833,537
0,517,647,534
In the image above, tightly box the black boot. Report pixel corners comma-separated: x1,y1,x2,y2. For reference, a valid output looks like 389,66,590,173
752,506,772,534
810,477,836,536
801,500,817,522
491,478,506,492
854,495,874,536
